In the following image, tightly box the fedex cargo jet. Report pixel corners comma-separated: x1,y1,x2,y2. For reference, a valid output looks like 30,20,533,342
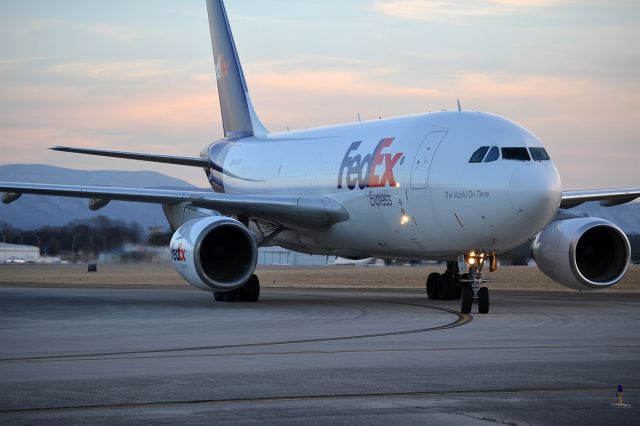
1,0,638,314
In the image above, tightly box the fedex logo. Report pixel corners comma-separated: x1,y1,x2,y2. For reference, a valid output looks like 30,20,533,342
215,54,229,80
338,138,403,190
171,243,186,262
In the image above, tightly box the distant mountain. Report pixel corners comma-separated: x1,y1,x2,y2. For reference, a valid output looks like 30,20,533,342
0,164,197,188
0,164,198,230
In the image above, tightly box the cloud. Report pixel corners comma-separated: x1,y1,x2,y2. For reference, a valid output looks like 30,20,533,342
2,18,156,41
2,18,67,35
373,0,567,21
250,69,440,99
0,86,218,135
80,24,154,42
0,57,48,72
46,60,197,82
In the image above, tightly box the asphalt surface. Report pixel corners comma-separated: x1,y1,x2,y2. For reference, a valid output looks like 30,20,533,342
0,286,638,425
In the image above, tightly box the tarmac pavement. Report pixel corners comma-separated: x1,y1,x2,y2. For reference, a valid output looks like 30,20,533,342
0,286,637,424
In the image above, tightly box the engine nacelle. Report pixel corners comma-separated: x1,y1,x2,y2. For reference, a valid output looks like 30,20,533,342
170,216,257,292
532,217,630,290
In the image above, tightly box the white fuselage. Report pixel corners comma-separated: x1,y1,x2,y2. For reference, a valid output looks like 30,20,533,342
207,111,562,260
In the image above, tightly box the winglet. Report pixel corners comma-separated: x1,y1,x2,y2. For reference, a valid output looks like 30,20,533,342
207,0,268,139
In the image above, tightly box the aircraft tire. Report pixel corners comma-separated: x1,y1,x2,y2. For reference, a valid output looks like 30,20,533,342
438,274,456,300
223,289,239,302
426,273,440,299
461,286,473,314
213,292,224,302
478,287,490,314
239,274,260,302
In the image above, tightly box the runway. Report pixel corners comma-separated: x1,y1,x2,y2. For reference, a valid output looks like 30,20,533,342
0,286,638,425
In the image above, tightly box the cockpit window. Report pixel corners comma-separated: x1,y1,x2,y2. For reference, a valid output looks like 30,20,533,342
469,146,489,163
501,147,531,161
484,146,500,162
529,147,550,161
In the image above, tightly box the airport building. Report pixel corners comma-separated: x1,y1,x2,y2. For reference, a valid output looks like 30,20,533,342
94,245,333,266
258,246,334,266
0,242,41,263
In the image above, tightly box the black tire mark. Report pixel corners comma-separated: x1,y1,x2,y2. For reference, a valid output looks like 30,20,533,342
0,302,471,363
1,385,637,415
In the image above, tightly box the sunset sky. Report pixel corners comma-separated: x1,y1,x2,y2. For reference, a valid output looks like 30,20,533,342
1,0,638,189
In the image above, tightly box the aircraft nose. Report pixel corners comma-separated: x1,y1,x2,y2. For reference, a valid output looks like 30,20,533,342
509,163,561,221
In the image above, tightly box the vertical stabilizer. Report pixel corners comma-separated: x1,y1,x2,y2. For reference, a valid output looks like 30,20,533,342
206,0,268,138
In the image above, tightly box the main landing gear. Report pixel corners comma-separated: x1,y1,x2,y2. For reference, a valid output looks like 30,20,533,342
426,254,495,314
213,274,260,303
425,261,464,301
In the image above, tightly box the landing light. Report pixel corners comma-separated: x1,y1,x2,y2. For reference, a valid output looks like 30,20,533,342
400,215,410,225
465,251,491,269
395,182,401,188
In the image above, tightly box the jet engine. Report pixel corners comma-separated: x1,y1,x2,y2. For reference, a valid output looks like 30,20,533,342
169,216,257,292
532,217,630,290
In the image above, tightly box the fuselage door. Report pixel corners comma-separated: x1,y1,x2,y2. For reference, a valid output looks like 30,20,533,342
410,131,448,189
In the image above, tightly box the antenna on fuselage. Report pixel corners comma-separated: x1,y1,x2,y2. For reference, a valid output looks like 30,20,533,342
357,112,361,123
457,98,462,113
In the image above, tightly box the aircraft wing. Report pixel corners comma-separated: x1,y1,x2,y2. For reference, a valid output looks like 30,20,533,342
560,188,640,209
0,182,349,230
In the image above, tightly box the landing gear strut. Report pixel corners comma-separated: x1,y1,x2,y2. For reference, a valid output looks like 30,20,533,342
460,266,489,314
213,274,261,303
426,254,495,314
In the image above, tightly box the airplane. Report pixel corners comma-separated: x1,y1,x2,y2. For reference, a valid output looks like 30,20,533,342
1,0,638,314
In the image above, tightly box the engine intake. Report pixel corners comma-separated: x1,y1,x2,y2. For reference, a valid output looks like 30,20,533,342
170,216,257,291
532,217,630,290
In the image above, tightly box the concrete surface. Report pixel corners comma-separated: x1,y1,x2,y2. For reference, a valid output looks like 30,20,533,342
0,286,638,425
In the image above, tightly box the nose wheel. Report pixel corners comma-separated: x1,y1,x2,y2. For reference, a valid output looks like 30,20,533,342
460,267,490,314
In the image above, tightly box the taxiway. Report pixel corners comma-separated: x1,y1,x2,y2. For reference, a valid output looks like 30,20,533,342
0,286,637,424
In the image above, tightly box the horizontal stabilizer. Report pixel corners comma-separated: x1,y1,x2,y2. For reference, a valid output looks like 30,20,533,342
50,146,209,168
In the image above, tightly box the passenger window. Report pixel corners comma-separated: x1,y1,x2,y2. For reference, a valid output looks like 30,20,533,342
529,147,550,161
501,147,531,161
469,146,489,163
484,146,499,162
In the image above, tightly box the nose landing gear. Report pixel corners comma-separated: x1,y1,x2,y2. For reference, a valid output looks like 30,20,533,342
460,267,490,314
426,253,495,314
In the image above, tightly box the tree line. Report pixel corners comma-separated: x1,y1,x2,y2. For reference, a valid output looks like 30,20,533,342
0,216,145,257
